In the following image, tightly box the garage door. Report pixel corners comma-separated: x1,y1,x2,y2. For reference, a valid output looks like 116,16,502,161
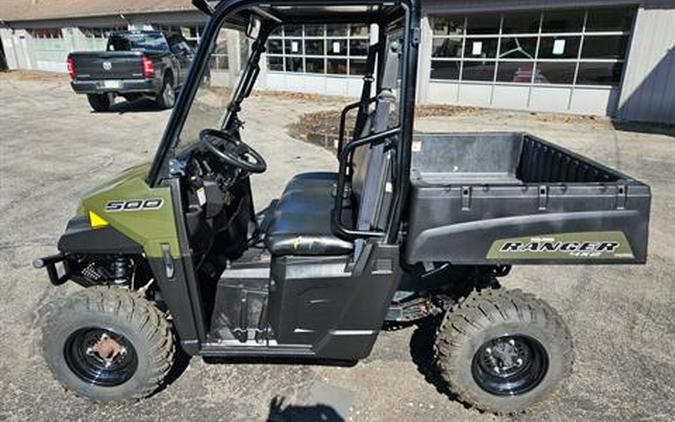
427,7,635,116
263,24,371,97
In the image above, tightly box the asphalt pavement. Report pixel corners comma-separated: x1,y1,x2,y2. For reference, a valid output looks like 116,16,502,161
0,73,673,421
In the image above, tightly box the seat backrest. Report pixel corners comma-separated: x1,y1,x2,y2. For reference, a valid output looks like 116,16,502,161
351,29,402,233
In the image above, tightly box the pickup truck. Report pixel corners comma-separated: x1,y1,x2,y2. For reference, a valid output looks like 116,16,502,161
67,30,194,111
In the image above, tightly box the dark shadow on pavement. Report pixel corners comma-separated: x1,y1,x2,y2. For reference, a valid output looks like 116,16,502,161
88,97,166,114
267,396,344,422
409,316,467,409
151,338,192,396
611,120,675,137
111,97,165,114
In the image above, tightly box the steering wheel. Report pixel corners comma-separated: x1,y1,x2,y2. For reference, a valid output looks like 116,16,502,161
199,128,267,174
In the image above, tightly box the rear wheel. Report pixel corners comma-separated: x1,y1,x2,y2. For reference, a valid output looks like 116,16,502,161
156,75,175,109
434,288,573,414
42,287,174,401
86,93,111,112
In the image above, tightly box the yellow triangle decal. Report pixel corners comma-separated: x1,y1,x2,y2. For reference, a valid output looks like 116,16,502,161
89,211,109,228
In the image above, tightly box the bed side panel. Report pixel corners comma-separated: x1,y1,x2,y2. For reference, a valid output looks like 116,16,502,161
404,184,650,265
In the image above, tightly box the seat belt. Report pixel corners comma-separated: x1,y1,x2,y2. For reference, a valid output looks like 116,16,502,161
353,35,402,258
352,43,379,139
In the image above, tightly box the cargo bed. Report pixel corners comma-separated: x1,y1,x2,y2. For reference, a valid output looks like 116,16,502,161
405,132,651,265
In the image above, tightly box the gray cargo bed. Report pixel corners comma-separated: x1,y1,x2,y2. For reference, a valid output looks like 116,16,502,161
404,132,651,265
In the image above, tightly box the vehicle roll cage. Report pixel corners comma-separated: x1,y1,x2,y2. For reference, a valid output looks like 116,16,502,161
148,0,420,245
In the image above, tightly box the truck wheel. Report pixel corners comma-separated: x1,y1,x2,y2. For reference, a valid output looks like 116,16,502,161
434,288,573,415
42,287,174,401
87,93,111,112
157,76,175,109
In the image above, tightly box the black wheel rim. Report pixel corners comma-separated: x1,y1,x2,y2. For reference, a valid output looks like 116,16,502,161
64,327,138,387
471,334,548,396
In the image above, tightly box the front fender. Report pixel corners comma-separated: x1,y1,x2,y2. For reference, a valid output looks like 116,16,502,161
57,216,143,255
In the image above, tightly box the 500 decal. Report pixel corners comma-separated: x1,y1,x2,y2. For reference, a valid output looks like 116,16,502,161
105,199,164,212
486,231,635,260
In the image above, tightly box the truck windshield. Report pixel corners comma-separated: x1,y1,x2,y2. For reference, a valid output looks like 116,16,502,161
107,33,169,52
176,28,243,150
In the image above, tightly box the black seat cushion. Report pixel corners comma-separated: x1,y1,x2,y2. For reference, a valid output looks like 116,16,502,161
265,172,353,256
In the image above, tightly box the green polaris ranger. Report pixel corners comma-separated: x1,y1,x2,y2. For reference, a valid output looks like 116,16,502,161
35,0,651,414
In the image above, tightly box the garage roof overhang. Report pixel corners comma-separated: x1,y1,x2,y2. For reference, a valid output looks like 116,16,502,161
0,0,198,27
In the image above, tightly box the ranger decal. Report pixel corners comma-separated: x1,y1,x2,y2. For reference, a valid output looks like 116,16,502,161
486,231,634,259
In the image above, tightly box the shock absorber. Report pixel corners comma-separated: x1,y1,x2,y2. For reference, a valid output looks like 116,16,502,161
112,257,131,285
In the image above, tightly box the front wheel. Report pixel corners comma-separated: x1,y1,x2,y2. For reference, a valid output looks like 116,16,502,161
434,288,573,415
42,287,174,401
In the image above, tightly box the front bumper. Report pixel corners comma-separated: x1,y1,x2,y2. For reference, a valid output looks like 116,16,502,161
33,253,70,285
71,78,160,95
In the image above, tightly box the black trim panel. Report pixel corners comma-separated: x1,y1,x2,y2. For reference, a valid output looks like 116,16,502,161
57,216,143,254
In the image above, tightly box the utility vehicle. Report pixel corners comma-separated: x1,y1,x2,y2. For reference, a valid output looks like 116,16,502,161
68,30,195,111
35,0,651,414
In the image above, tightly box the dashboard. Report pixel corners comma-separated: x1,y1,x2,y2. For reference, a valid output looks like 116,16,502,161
178,141,255,264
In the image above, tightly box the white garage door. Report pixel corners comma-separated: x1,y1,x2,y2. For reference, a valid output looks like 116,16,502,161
263,24,371,97
427,6,635,116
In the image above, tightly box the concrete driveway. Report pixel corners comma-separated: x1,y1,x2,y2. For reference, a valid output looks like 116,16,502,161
0,73,673,421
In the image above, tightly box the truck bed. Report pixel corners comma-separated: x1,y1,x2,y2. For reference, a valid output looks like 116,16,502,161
405,132,651,265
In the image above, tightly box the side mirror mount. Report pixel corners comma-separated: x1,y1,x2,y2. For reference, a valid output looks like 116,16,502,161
246,15,262,40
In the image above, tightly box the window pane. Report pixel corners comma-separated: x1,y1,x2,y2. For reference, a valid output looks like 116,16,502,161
432,38,462,58
499,37,537,59
535,62,576,84
284,25,302,36
304,24,324,36
432,16,465,36
327,58,347,74
586,7,635,31
463,38,498,58
268,56,283,71
538,36,580,58
462,61,496,81
496,61,535,83
350,59,367,75
267,39,283,54
576,62,624,85
305,58,324,73
210,54,229,70
305,39,324,55
430,60,461,80
327,39,347,56
284,38,303,54
350,24,369,37
349,39,369,56
542,10,584,33
327,24,348,36
581,35,629,59
285,56,303,72
466,14,500,35
270,27,282,37
502,12,541,34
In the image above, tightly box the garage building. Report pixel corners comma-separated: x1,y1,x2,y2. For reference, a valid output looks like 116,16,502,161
1,0,673,124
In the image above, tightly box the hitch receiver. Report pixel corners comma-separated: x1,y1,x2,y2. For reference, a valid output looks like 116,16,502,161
33,253,71,286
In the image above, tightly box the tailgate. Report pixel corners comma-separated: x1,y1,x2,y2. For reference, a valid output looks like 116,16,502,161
70,52,145,80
